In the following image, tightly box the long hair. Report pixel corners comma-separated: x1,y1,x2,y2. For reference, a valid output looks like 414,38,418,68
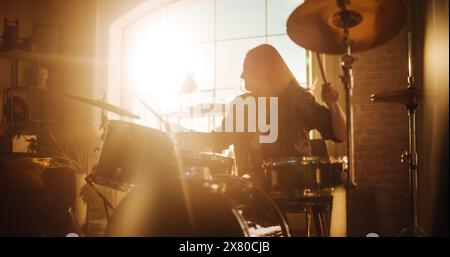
243,44,300,95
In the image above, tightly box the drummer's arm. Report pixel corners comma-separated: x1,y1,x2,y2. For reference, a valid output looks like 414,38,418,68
327,102,346,142
321,85,347,142
299,86,346,143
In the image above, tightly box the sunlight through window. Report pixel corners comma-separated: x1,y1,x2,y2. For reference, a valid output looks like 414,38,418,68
119,0,307,132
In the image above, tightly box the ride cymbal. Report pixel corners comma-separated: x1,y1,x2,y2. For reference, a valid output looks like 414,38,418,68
67,94,140,119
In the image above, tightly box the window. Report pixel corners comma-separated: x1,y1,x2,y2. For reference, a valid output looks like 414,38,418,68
113,0,308,132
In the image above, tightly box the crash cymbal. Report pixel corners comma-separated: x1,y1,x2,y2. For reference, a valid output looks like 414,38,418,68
370,88,423,104
287,0,407,54
67,94,140,119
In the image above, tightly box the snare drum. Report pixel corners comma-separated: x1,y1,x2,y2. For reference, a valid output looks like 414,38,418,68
178,151,235,179
91,120,175,191
263,157,344,197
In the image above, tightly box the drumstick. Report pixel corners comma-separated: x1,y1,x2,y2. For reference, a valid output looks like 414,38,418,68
316,52,329,86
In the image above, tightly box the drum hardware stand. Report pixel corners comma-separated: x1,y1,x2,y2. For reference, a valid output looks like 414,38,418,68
68,207,84,236
398,25,425,236
336,0,357,187
85,174,115,221
277,195,332,237
315,0,358,187
304,203,330,237
399,98,424,236
303,0,358,237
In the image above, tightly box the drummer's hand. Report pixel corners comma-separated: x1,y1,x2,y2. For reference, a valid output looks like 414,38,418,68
321,83,339,107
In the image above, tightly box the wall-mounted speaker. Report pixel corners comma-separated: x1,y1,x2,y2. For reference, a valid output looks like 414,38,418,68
2,87,57,124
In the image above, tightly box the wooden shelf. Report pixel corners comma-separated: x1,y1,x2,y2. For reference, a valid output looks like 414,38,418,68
0,49,59,63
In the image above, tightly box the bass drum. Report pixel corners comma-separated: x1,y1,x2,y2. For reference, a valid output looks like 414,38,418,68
106,175,291,237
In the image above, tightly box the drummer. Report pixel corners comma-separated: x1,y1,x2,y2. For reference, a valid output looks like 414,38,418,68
177,44,346,187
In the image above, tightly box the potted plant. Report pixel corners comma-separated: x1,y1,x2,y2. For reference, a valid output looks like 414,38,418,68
43,123,101,231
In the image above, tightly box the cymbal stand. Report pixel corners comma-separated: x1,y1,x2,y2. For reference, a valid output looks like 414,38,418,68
399,96,424,236
337,0,357,186
399,3,425,235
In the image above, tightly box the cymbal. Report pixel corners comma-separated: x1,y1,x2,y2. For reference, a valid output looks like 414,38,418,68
370,88,423,104
287,0,407,54
67,94,141,119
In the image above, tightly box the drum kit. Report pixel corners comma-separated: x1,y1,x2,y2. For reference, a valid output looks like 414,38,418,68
68,0,422,236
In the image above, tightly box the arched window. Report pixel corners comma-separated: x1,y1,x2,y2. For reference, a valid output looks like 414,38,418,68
109,0,309,132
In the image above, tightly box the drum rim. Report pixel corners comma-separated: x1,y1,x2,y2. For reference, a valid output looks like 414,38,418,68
262,156,344,167
107,119,167,134
89,174,135,191
178,150,234,163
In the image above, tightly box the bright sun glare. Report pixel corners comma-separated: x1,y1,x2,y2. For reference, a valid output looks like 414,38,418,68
127,20,217,131
130,28,193,103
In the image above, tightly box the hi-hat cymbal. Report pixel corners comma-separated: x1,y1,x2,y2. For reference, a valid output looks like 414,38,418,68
67,94,140,119
370,88,423,104
287,0,407,55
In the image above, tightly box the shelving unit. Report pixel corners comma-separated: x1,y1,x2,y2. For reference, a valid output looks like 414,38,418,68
0,49,58,157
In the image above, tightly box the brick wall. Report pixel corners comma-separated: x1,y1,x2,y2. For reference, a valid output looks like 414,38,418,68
348,27,411,236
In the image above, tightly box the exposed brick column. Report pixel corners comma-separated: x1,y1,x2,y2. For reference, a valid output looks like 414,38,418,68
348,27,411,235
